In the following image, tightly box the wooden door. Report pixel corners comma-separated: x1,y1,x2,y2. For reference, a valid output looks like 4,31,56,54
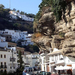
67,65,72,75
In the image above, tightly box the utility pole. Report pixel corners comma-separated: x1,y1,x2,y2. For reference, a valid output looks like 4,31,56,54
12,49,14,73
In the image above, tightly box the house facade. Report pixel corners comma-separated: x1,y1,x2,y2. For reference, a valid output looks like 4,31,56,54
9,11,34,21
0,49,18,73
39,48,75,75
23,53,40,67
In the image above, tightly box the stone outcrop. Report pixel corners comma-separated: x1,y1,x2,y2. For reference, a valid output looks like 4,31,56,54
32,1,75,57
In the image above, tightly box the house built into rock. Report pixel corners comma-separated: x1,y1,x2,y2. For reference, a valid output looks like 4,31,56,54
32,1,75,75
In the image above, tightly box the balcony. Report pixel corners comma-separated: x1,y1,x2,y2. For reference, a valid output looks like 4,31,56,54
0,65,3,68
4,65,7,68
10,58,16,62
0,65,7,68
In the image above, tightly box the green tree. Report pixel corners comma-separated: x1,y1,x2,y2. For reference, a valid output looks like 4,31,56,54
16,50,24,75
0,4,4,9
18,50,24,68
35,0,67,22
24,44,39,53
17,10,20,12
13,8,16,11
20,11,24,15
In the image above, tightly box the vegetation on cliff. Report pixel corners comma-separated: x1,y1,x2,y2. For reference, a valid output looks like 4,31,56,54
35,0,73,22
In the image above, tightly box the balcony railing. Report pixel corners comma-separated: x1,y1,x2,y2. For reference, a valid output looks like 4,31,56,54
0,65,7,68
10,58,15,62
0,65,3,68
4,65,7,68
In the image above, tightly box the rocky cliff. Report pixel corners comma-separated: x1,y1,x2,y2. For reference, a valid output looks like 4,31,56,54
32,1,75,58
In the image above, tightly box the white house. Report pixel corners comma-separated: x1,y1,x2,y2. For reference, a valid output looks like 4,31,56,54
47,48,75,75
3,29,21,42
0,29,34,46
20,31,28,40
39,51,49,72
39,47,75,75
0,36,6,42
9,11,34,21
9,11,17,19
0,37,8,48
23,53,40,67
20,33,34,46
26,34,34,45
0,49,18,73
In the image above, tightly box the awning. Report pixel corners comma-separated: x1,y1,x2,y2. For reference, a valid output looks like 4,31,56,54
50,61,55,64
55,66,72,70
55,66,64,70
47,50,63,56
55,60,65,65
63,66,72,70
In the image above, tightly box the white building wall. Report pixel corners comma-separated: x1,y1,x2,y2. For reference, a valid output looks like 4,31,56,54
24,54,39,67
41,57,45,71
32,59,38,67
20,31,28,40
0,41,8,48
0,36,6,42
8,47,16,51
4,29,20,42
0,29,33,45
72,64,75,75
10,14,17,19
0,50,18,73
9,11,34,22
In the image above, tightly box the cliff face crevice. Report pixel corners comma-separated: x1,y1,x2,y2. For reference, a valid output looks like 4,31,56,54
32,1,75,57
38,12,55,36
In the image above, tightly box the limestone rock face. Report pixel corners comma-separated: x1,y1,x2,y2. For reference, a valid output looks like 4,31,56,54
32,1,75,57
32,36,51,51
51,35,64,49
38,12,55,36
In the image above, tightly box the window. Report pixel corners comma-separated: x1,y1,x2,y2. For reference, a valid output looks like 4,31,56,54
1,62,3,65
14,67,15,69
1,70,3,73
10,66,12,69
1,62,3,68
4,62,7,68
1,54,2,58
4,69,7,72
4,62,6,65
4,55,6,58
7,36,8,38
10,36,11,38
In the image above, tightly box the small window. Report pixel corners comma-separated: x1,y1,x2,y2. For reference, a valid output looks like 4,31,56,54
14,67,15,69
1,70,3,73
10,66,12,69
4,62,6,65
1,54,2,58
4,55,6,58
4,69,7,72
7,36,8,38
1,62,3,65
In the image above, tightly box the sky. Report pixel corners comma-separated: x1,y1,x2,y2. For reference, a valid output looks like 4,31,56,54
0,0,42,14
